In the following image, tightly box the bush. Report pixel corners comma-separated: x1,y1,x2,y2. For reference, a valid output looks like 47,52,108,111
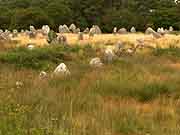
0,46,80,70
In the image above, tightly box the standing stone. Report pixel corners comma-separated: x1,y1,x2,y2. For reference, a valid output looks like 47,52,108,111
145,27,162,38
157,27,165,35
113,27,117,34
118,28,127,34
145,27,155,34
59,25,70,33
69,23,76,33
89,27,96,37
130,27,136,33
83,27,89,34
157,28,161,33
92,25,102,34
30,25,36,32
169,26,174,32
42,25,50,35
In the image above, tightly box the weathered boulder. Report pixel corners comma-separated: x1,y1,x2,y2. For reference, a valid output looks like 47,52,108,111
118,28,128,34
69,23,76,33
90,57,103,67
54,63,70,75
145,27,162,38
59,25,70,33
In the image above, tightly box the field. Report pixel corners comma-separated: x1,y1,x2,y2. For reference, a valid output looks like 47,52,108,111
1,34,180,135
2,33,180,49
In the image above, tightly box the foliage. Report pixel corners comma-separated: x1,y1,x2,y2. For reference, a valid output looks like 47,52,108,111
0,0,179,32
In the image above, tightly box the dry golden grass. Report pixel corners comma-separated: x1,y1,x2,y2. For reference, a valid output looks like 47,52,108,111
1,33,180,50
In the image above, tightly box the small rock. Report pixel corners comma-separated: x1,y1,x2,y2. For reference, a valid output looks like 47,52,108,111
39,71,47,79
16,81,23,88
54,63,70,76
27,44,35,50
90,57,103,67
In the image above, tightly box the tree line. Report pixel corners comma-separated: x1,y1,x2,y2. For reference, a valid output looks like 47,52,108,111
0,0,180,32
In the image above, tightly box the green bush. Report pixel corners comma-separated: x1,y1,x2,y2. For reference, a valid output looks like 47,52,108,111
0,46,81,70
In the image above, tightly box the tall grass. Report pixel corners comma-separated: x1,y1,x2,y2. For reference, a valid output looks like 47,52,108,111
1,45,180,135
